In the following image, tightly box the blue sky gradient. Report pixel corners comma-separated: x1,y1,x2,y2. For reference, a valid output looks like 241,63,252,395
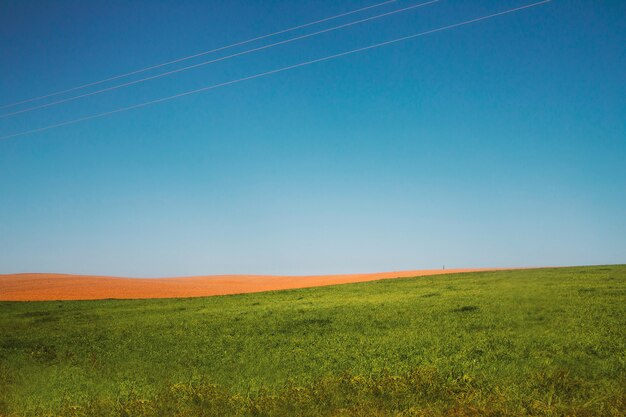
1,0,624,276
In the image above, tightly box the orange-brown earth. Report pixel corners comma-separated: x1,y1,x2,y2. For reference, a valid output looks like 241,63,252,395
0,269,506,301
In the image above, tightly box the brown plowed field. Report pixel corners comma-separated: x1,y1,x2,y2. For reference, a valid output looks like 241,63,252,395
0,269,505,301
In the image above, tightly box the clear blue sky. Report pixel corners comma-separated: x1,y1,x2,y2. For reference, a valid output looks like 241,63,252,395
1,0,624,277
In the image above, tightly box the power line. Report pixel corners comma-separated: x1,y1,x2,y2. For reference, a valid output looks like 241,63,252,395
0,0,398,110
0,0,440,119
0,0,552,142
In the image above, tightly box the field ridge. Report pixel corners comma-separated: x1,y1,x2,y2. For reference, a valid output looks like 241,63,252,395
0,268,505,301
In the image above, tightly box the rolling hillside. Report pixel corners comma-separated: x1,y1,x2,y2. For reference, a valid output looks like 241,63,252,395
1,265,624,416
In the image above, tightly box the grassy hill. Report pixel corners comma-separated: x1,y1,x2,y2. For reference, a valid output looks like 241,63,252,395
1,265,625,416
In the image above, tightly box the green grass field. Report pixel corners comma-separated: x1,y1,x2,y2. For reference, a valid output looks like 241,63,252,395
1,266,625,416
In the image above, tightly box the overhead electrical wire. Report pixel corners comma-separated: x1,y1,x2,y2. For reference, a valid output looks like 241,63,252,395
0,0,399,110
0,0,552,141
0,0,440,119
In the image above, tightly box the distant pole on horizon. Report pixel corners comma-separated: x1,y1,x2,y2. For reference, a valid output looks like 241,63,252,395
443,265,445,270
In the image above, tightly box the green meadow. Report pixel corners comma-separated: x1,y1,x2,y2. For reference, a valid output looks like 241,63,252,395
1,265,625,416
